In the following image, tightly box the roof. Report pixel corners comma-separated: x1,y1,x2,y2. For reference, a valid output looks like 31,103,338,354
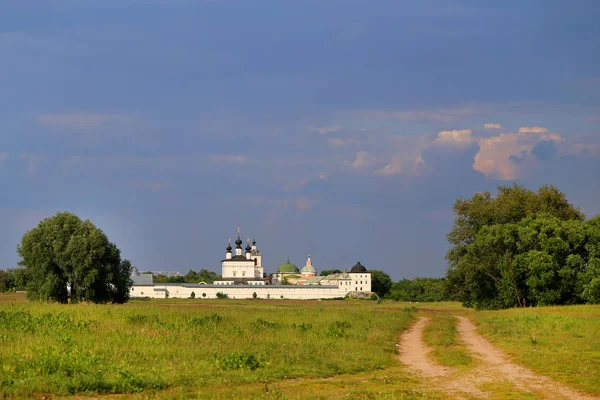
278,258,299,273
130,266,154,285
222,255,255,262
301,264,317,274
350,262,368,273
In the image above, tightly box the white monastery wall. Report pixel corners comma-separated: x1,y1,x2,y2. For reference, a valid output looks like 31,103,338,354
130,284,349,300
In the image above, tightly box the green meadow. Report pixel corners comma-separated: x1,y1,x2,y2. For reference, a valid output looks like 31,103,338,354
1,294,600,399
0,294,416,398
475,304,600,396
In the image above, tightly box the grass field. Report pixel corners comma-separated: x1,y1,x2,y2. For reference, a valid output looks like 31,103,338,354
0,294,419,398
475,304,600,396
1,294,600,399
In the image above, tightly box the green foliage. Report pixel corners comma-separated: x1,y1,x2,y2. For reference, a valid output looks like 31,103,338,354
190,291,195,299
370,270,393,298
320,269,342,276
446,184,600,309
423,315,472,367
0,294,415,397
252,291,257,299
0,269,26,292
216,291,228,299
388,277,449,302
155,269,221,284
16,212,132,304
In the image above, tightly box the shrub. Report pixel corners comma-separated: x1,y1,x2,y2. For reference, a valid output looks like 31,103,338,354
252,292,257,299
216,292,228,299
190,292,196,299
202,293,206,298
369,293,379,301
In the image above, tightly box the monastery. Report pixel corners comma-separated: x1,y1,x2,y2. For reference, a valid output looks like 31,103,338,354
129,228,372,299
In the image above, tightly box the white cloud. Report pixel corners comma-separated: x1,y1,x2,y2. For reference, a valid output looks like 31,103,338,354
518,126,549,133
375,157,403,176
484,123,503,129
347,151,376,169
433,129,473,146
473,132,561,180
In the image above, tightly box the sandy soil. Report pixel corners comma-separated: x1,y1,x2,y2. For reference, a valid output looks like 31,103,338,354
397,316,599,400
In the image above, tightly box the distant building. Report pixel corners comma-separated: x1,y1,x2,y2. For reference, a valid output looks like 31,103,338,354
129,227,372,299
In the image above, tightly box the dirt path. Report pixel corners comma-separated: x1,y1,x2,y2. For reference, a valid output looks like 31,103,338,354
398,316,599,400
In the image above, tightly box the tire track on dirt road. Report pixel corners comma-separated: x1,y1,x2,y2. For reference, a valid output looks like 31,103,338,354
397,316,599,400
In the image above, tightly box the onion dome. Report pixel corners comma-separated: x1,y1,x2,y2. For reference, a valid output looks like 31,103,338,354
235,236,243,248
226,238,232,252
245,240,252,252
278,258,299,273
301,254,316,274
350,261,367,273
301,264,317,274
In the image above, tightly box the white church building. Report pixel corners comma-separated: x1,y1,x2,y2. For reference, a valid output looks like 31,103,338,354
129,228,372,300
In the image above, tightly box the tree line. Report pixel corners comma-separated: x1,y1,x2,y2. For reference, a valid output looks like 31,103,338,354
153,269,221,284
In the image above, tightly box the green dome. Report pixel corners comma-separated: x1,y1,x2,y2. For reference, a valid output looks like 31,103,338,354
278,258,299,273
301,264,316,274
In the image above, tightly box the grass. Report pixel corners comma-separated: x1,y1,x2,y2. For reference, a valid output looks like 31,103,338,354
422,314,472,367
0,294,418,398
475,304,600,396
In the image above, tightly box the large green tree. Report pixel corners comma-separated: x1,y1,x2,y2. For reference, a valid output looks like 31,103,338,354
17,212,132,303
370,270,393,297
445,184,600,309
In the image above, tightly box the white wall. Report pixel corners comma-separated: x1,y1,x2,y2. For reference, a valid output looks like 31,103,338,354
130,284,350,300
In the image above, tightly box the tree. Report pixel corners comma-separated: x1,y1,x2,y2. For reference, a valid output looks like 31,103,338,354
370,270,393,298
320,269,342,276
17,212,132,304
445,184,599,309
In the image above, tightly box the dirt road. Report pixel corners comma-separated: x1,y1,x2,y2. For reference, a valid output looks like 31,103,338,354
397,316,599,400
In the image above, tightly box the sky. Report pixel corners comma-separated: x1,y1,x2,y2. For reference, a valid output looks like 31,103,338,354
1,0,599,280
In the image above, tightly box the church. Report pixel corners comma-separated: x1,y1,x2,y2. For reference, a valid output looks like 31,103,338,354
129,227,372,299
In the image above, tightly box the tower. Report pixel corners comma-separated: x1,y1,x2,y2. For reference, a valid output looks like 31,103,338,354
234,227,243,257
245,238,252,259
225,238,232,260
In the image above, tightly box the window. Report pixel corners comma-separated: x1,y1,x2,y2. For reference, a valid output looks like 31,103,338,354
233,272,237,277
360,287,363,291
242,271,246,277
355,287,358,291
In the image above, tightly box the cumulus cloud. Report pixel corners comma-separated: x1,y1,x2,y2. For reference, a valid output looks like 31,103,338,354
375,157,403,176
433,129,473,146
346,151,376,169
484,123,503,129
518,126,549,133
473,132,561,180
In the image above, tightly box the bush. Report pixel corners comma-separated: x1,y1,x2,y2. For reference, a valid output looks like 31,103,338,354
216,292,228,299
252,292,257,299
202,293,206,298
190,292,195,299
369,293,379,301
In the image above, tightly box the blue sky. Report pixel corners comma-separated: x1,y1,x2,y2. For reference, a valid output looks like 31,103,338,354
1,0,599,279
